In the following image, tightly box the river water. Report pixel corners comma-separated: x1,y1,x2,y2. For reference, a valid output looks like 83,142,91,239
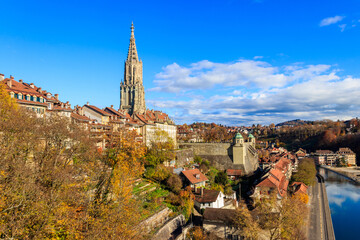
319,168,360,240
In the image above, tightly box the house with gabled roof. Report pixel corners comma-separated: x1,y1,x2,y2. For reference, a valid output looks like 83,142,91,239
82,103,110,125
252,168,289,200
1,74,72,118
181,168,208,188
193,188,224,211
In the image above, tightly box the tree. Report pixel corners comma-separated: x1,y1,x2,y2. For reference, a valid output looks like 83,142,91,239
145,129,175,167
0,85,147,239
233,203,261,239
166,174,182,193
215,171,229,186
292,158,316,186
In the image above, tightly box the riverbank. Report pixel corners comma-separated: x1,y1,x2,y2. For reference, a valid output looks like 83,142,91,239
321,166,360,184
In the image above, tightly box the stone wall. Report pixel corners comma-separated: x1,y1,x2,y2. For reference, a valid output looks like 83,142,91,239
141,207,173,233
179,143,232,156
178,143,258,173
175,148,194,167
178,143,235,170
152,214,186,240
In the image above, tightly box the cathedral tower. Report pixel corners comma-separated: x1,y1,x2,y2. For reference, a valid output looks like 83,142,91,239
120,22,146,115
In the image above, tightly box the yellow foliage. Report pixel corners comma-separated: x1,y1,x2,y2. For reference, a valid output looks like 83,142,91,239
293,192,309,204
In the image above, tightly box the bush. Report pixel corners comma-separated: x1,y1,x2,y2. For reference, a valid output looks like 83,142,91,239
166,192,181,206
215,171,229,186
144,164,171,183
166,174,182,193
194,155,202,164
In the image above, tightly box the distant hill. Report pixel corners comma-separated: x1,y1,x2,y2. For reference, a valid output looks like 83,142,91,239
276,119,312,127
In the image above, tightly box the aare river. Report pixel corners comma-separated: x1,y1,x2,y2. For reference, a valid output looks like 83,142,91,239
319,168,360,240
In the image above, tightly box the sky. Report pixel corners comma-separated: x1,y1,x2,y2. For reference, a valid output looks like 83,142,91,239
1,0,360,126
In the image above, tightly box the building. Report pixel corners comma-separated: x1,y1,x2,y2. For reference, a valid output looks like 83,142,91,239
181,169,208,188
82,103,110,125
120,23,146,115
203,208,240,239
226,169,242,180
312,150,337,166
337,147,356,166
1,74,71,118
118,23,176,146
252,168,289,200
290,182,308,195
193,188,224,211
231,132,259,174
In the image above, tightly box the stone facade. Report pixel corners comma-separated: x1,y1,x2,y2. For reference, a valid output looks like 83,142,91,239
120,23,146,115
179,133,259,175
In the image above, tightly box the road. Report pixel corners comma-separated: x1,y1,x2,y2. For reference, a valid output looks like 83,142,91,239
308,177,323,240
308,175,335,240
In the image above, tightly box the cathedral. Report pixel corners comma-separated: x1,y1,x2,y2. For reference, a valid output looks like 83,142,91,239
120,23,146,115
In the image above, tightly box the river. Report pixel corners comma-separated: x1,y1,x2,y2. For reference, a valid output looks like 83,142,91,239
319,168,360,240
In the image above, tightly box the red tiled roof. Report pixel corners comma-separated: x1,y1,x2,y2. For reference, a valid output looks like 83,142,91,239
181,169,208,184
85,105,111,116
104,107,127,118
203,208,236,223
226,169,242,176
71,113,91,122
291,182,308,195
17,99,48,107
193,189,221,203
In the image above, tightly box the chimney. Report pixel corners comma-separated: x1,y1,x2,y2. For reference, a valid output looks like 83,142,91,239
19,79,23,83
38,87,42,93
200,187,204,197
30,83,34,88
195,174,200,179
54,94,59,100
86,102,89,105
0,73,4,81
111,105,114,108
7,79,12,88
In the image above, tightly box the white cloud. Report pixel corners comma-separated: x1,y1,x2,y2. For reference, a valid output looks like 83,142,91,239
320,15,345,27
339,24,347,32
150,59,360,125
151,59,288,93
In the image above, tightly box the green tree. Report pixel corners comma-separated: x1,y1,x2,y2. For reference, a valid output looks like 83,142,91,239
215,171,229,186
292,158,316,186
145,129,175,167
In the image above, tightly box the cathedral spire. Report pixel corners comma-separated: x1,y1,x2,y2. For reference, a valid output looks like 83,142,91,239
127,22,139,62
121,22,146,115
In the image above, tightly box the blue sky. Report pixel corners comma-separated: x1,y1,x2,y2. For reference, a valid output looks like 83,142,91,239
1,0,360,125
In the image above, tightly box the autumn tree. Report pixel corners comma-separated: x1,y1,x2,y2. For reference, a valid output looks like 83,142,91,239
292,158,317,186
145,129,175,167
0,84,147,239
232,203,261,239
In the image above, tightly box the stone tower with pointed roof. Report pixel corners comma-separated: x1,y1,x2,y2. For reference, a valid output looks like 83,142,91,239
120,23,146,115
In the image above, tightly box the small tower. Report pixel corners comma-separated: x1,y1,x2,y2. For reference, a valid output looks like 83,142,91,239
248,133,255,147
233,132,244,146
232,132,245,166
